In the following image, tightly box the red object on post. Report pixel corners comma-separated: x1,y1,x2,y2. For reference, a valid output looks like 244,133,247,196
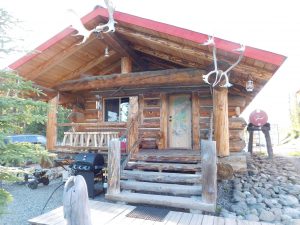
249,109,268,127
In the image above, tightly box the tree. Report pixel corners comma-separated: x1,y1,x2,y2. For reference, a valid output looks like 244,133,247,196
0,8,52,215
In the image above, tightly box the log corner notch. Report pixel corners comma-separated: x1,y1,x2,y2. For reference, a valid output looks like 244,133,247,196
213,88,229,157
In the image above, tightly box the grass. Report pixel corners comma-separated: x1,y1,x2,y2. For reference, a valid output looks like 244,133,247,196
288,151,300,156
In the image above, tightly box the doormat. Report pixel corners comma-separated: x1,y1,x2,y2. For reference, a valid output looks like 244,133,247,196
126,206,169,222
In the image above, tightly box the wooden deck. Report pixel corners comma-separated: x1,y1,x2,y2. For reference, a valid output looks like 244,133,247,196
28,201,272,225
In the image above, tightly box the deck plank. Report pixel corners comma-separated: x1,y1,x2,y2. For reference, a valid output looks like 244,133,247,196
214,216,225,225
178,212,193,225
28,200,271,225
164,211,184,225
104,204,136,225
189,214,204,225
202,215,215,225
224,218,237,225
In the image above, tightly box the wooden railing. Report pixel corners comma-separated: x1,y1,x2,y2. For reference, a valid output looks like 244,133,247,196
61,131,119,148
201,139,217,209
107,138,121,195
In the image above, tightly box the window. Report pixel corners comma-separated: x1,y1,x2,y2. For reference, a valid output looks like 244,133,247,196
104,97,129,122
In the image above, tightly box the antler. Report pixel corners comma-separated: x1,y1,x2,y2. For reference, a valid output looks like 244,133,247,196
94,0,117,33
68,9,94,45
201,36,245,88
217,44,245,88
201,36,219,85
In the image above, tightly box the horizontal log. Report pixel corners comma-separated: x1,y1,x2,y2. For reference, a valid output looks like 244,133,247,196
105,192,215,212
85,101,96,110
126,161,201,172
200,96,246,108
229,130,245,141
131,152,201,163
56,68,205,92
140,131,159,139
58,122,126,127
230,140,246,152
121,170,202,184
84,111,98,120
139,122,160,128
120,180,202,196
143,107,160,118
144,99,160,107
200,107,237,117
89,85,209,98
140,140,157,149
229,117,247,130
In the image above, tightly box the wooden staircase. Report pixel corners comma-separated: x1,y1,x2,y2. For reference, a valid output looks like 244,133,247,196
106,149,217,213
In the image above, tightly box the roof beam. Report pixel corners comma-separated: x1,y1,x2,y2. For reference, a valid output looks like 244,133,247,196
56,68,206,92
102,32,146,70
117,27,274,78
58,50,118,83
132,45,202,68
26,35,98,81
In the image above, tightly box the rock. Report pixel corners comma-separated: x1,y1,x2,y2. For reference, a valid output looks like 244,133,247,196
271,207,282,221
230,202,248,215
259,209,275,222
246,197,257,205
279,195,299,206
245,214,260,221
232,190,246,203
291,219,300,225
283,207,300,219
249,208,258,216
264,198,282,208
281,214,292,225
289,185,300,196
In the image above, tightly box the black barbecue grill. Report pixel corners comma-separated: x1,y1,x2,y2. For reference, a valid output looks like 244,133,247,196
72,153,105,198
73,153,104,174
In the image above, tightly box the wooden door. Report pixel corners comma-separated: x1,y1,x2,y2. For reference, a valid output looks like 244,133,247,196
168,94,192,149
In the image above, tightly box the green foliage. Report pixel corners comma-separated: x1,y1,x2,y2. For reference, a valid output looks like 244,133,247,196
0,188,12,215
0,71,47,134
0,142,49,166
282,94,300,144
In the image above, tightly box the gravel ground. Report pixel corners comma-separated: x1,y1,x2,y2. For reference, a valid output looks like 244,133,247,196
1,178,65,225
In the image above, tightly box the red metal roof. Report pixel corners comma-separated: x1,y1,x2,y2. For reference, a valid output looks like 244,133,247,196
9,7,286,70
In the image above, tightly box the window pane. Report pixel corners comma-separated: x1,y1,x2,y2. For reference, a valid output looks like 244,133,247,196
120,98,129,122
105,99,119,122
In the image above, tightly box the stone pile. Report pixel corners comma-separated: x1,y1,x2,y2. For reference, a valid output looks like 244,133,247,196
219,154,300,225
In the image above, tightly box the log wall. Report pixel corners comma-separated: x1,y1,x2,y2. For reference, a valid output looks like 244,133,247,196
64,92,247,152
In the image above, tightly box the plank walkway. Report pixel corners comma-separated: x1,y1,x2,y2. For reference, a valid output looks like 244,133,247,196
28,201,272,225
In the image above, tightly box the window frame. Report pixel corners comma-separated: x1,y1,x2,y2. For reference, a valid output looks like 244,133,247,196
103,97,129,123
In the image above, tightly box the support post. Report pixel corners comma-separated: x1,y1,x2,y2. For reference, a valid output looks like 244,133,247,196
160,93,168,149
46,96,58,150
107,138,121,195
192,92,200,150
262,123,273,158
201,139,217,208
122,57,139,154
213,88,230,157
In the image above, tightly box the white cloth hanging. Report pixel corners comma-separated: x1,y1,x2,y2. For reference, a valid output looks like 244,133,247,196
63,175,92,225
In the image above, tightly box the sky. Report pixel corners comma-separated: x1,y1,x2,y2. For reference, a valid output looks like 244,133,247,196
1,0,300,129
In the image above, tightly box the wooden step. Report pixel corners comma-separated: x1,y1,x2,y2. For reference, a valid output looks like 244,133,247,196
105,192,215,212
125,161,201,172
120,180,202,196
131,150,201,163
121,170,202,184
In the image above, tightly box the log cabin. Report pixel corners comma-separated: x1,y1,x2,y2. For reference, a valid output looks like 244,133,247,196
9,7,286,212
